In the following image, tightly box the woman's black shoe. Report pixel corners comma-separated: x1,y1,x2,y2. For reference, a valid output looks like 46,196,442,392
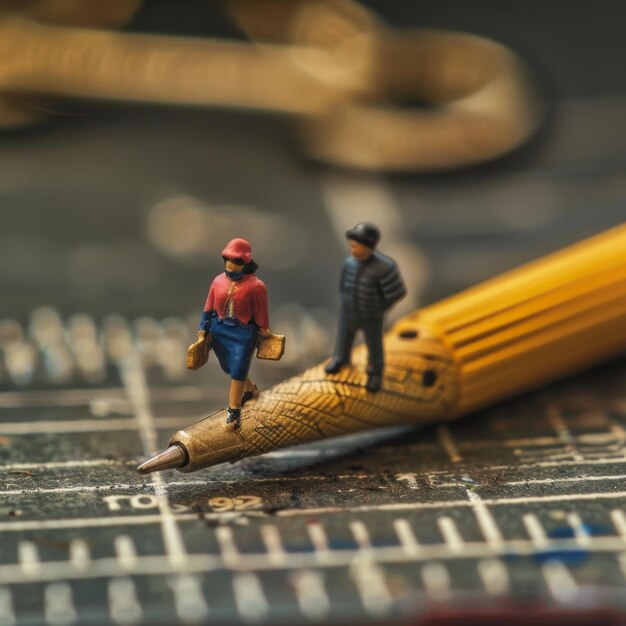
226,407,241,429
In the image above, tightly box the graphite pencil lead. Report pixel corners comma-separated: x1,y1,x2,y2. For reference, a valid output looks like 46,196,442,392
137,445,185,475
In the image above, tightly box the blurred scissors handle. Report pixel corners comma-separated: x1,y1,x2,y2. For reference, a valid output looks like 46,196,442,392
0,15,340,115
298,29,544,170
0,0,544,171
0,0,142,29
229,0,544,170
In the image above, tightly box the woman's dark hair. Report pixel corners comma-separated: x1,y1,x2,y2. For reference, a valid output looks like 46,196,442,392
243,260,259,274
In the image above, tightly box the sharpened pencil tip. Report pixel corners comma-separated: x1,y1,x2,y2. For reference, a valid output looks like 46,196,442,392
137,445,185,474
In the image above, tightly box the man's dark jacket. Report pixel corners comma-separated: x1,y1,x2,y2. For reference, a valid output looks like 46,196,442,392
340,251,406,318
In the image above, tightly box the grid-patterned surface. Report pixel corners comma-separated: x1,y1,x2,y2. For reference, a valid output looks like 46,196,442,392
2,310,626,624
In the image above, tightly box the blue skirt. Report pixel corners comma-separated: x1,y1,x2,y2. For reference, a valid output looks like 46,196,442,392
209,317,259,381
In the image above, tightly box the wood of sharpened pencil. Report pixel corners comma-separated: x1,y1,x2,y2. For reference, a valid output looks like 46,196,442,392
137,224,626,475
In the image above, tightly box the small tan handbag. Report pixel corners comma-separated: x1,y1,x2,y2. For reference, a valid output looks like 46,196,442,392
186,335,211,370
256,332,286,361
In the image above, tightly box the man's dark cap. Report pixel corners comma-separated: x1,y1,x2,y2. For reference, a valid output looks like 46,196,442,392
345,222,380,248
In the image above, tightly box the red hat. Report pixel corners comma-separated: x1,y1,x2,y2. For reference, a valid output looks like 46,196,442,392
221,238,252,264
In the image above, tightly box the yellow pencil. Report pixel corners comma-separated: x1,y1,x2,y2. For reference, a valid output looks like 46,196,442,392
138,223,626,474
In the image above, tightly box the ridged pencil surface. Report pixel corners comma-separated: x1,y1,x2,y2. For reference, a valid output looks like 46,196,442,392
414,223,626,413
170,327,459,472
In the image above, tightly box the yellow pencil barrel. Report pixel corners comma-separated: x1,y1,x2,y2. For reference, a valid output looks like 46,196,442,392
411,223,626,414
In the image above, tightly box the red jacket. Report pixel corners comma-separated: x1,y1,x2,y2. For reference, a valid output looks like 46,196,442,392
204,273,269,329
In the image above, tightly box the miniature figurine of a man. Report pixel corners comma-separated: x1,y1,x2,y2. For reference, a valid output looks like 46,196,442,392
325,223,406,392
198,238,271,428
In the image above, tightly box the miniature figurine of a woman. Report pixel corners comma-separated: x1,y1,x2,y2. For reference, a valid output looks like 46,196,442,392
198,238,271,428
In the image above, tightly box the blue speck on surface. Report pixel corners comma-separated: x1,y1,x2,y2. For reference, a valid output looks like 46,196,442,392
533,548,589,566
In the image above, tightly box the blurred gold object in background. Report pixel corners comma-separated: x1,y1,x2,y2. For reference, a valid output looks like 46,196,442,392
0,0,544,171
0,0,142,28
